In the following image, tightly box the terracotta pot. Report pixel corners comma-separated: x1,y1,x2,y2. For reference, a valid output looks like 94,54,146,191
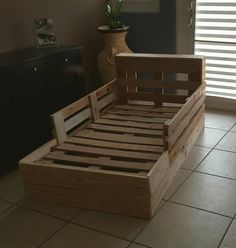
97,25,132,84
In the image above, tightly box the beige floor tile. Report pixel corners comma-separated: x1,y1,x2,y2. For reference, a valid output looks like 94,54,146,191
181,146,211,170
129,243,148,248
220,220,236,248
205,110,236,130
0,169,25,203
41,223,129,248
195,128,227,148
72,210,148,240
197,149,236,179
171,172,236,217
19,197,82,220
216,132,236,153
135,202,230,248
164,169,191,200
0,200,12,214
231,124,236,132
0,206,65,248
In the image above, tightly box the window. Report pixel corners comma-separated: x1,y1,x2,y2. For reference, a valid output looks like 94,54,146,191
195,0,236,99
122,0,160,13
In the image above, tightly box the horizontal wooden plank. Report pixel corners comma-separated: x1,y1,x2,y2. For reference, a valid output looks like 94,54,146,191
169,104,205,164
114,104,180,113
67,137,163,153
96,79,118,99
95,118,164,130
55,143,160,161
98,90,120,110
87,123,163,136
119,78,200,90
45,152,154,171
167,94,205,148
64,107,92,132
102,113,167,124
116,53,205,74
126,92,187,104
55,95,90,120
75,129,164,146
108,109,173,119
165,83,205,135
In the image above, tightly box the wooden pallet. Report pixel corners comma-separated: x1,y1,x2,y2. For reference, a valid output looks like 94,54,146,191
19,53,205,218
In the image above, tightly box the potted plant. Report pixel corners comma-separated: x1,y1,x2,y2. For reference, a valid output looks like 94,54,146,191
97,0,132,84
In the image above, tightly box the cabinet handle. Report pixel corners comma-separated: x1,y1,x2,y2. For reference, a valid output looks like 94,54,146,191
33,67,38,72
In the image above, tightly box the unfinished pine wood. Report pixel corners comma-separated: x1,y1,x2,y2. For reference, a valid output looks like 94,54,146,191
19,53,205,218
87,123,163,136
75,129,163,146
45,151,154,171
67,137,163,153
119,78,200,90
102,113,168,124
95,118,164,130
54,143,160,161
114,104,180,113
108,109,174,118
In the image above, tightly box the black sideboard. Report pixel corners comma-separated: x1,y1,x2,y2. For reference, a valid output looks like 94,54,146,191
0,45,86,174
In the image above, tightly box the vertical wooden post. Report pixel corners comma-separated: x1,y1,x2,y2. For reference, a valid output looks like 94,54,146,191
50,112,67,144
89,92,99,121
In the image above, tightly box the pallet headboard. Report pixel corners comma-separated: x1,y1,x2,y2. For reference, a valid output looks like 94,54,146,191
115,53,205,105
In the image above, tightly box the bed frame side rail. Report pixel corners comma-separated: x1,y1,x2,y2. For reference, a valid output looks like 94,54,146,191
50,79,121,144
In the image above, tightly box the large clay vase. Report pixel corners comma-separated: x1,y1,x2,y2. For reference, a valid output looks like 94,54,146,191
97,25,132,84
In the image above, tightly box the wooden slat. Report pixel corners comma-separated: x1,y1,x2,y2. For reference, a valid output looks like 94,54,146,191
96,79,118,99
102,113,167,124
108,109,173,118
165,83,205,135
169,104,205,164
95,118,164,130
89,92,99,120
97,90,120,110
87,123,163,136
116,53,205,74
50,112,67,144
60,96,90,119
167,94,205,148
64,107,92,132
126,92,187,104
67,137,163,153
119,78,199,90
75,129,163,146
114,104,180,113
19,139,58,164
55,143,160,161
45,152,154,171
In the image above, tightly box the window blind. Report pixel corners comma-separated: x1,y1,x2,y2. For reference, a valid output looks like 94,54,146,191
195,0,236,99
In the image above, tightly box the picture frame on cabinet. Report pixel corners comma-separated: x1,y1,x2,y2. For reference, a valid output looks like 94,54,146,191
34,17,58,47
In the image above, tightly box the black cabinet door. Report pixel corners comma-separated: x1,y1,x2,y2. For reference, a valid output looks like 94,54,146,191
46,49,86,115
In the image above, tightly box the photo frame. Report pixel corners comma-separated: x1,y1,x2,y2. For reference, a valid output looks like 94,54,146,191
34,17,58,47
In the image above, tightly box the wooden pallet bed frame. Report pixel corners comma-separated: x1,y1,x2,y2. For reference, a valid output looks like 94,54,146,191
19,53,205,218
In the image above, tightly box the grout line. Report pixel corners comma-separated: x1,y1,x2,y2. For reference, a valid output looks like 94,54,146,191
214,147,236,154
37,207,85,248
217,213,236,248
13,202,82,222
126,201,168,246
167,200,234,219
37,222,68,248
192,170,236,182
69,221,131,242
0,204,16,217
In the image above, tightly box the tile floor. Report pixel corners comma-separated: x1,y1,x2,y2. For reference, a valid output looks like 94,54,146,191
1,109,236,248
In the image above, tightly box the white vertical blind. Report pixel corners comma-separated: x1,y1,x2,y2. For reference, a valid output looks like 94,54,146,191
195,0,236,99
